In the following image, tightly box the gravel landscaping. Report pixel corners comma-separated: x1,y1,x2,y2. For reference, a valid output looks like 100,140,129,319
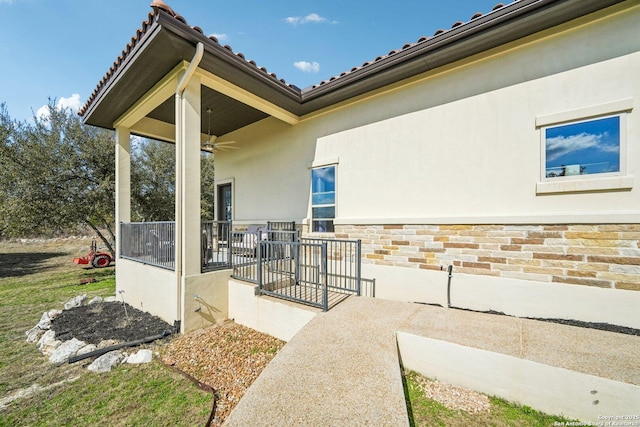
43,297,284,426
159,322,284,425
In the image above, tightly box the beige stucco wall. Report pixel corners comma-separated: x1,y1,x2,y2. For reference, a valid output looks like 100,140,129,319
211,4,640,328
216,3,640,226
181,269,231,334
228,279,318,341
366,262,640,329
115,259,178,326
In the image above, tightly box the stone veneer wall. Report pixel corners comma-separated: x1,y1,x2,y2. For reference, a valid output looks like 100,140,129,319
334,224,640,291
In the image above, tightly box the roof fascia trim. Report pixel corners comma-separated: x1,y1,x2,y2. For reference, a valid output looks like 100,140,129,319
298,0,619,101
83,21,163,122
300,0,634,122
114,61,187,129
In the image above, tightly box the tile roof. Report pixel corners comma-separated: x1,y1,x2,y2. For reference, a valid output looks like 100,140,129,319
308,2,513,90
79,0,518,117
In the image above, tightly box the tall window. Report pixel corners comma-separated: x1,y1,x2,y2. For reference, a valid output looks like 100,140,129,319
311,165,335,232
544,115,621,179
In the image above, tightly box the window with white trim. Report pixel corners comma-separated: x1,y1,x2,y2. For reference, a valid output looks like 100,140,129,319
543,114,623,180
311,165,335,232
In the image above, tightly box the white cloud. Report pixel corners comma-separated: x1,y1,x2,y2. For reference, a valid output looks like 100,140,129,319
284,13,331,26
546,131,619,162
302,13,325,24
294,61,320,73
36,94,83,120
58,94,83,111
209,33,227,42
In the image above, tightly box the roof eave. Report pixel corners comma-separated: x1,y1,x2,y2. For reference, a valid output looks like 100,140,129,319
81,20,164,127
155,11,303,102
298,0,628,113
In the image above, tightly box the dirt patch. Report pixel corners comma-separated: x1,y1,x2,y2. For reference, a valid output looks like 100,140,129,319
50,302,173,345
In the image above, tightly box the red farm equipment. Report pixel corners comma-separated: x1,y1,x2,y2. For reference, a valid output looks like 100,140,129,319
73,239,113,268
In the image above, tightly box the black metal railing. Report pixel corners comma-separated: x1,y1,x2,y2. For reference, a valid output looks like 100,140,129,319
201,220,232,272
257,239,329,311
231,229,299,283
120,221,176,270
301,237,362,296
229,230,260,283
120,219,367,310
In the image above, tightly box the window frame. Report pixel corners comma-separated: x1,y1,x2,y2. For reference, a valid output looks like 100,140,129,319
540,113,625,182
535,99,633,194
311,164,337,233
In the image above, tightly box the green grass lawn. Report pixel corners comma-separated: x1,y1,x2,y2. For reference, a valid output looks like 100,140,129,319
0,239,212,426
403,370,574,427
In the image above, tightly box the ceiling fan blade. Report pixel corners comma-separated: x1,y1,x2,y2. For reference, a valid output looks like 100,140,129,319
215,145,240,151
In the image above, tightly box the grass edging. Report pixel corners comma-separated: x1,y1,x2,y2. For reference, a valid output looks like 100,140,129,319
403,370,576,426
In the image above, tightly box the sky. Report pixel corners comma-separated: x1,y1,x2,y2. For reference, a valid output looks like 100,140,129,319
0,0,504,123
545,116,620,177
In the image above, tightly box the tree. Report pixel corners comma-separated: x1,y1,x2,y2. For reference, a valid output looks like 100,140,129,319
130,138,216,221
0,100,116,254
0,101,216,252
131,138,176,221
201,151,216,220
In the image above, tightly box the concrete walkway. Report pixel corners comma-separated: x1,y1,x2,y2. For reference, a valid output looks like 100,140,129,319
224,297,640,426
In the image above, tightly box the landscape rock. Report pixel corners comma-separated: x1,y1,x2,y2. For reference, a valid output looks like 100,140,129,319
126,349,153,364
104,296,117,303
77,344,97,356
88,296,103,305
37,311,52,330
49,338,86,364
64,294,88,310
25,326,45,343
48,309,62,320
87,350,125,373
37,330,62,356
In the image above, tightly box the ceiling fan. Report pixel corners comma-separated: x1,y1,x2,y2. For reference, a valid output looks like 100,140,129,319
201,107,239,153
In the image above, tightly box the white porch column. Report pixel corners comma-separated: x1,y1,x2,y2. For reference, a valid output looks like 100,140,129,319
178,76,202,276
175,74,202,328
115,126,131,259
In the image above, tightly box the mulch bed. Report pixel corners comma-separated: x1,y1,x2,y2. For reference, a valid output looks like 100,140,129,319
50,302,173,344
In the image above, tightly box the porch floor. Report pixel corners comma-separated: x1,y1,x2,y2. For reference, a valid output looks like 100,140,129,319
224,297,640,426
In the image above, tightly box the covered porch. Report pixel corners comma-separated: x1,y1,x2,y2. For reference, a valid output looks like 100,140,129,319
79,5,305,331
116,218,369,332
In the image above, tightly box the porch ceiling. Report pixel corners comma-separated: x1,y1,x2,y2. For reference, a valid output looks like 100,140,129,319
147,87,269,139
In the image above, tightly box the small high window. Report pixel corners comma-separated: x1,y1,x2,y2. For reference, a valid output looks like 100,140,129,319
311,165,335,232
543,115,621,180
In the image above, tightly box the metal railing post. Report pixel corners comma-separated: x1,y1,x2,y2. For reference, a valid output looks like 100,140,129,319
256,238,263,295
226,220,232,267
322,242,328,311
356,239,362,296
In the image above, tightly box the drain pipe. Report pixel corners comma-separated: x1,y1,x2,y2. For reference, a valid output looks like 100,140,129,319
174,42,204,331
446,264,453,308
68,330,173,364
